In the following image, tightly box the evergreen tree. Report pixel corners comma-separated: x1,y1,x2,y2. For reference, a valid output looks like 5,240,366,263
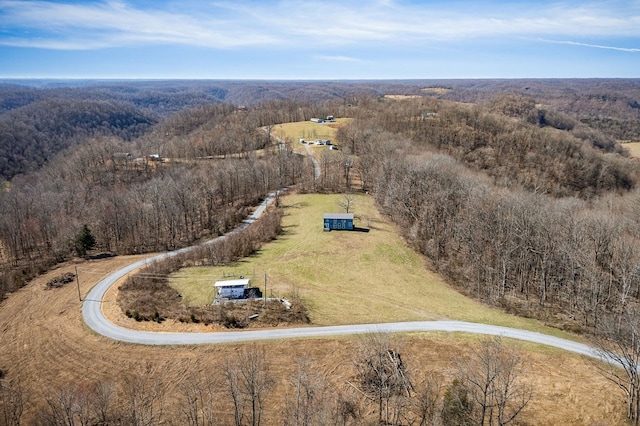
74,224,96,256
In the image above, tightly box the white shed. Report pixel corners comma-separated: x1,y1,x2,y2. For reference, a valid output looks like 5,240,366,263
214,278,250,299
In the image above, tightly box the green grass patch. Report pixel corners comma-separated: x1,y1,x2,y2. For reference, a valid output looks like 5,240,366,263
169,193,582,340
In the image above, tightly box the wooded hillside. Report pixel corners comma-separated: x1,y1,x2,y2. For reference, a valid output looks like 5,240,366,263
2,79,639,180
2,80,640,424
337,94,640,330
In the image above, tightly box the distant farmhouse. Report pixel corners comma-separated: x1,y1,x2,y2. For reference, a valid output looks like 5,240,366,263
213,278,262,303
310,115,336,123
324,213,354,231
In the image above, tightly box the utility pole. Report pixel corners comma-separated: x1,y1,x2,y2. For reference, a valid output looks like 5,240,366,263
264,273,267,307
75,266,82,302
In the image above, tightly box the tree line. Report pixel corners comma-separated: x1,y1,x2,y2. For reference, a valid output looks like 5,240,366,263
0,102,315,302
116,205,309,328
2,334,532,426
333,97,640,333
3,78,637,180
0,98,156,180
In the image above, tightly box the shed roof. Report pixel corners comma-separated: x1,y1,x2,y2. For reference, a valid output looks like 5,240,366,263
214,279,250,287
324,213,354,220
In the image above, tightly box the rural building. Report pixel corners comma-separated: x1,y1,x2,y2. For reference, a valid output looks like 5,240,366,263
323,213,354,231
310,118,324,123
214,278,250,299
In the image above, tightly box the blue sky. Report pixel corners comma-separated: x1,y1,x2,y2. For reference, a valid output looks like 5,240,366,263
0,0,638,79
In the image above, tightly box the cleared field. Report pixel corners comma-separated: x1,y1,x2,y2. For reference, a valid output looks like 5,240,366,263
622,141,640,157
170,193,576,338
384,94,422,99
272,118,350,146
0,194,625,424
421,86,452,95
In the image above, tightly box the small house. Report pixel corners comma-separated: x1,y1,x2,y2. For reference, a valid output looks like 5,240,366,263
324,213,354,231
310,118,324,123
214,278,250,299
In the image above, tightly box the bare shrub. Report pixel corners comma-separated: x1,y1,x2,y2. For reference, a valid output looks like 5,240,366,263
224,345,274,426
353,333,413,424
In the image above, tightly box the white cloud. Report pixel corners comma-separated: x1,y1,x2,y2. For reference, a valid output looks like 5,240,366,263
539,38,640,52
313,55,362,62
0,0,638,50
0,0,280,49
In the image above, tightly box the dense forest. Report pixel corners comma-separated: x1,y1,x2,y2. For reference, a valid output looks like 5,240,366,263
2,78,640,319
336,94,640,331
2,79,639,180
2,79,640,423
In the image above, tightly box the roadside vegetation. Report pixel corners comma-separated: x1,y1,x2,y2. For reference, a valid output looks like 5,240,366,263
2,79,640,423
118,206,310,328
167,193,572,336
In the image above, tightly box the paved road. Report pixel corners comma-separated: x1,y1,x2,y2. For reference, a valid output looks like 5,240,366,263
82,194,605,363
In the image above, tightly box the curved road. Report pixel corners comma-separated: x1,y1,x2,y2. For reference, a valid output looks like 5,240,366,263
82,194,604,363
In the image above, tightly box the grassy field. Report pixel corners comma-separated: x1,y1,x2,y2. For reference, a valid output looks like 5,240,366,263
0,193,625,424
170,193,577,338
272,118,350,146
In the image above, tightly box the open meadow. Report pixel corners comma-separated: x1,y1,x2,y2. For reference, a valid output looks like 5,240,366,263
171,193,582,338
272,118,350,149
0,192,626,425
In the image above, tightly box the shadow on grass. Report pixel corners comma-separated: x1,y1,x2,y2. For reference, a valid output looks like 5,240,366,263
353,227,370,233
327,227,370,233
280,223,298,236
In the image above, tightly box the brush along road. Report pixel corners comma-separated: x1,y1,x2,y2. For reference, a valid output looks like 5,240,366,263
82,192,599,361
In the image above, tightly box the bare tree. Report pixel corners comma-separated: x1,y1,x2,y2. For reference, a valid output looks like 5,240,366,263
353,332,413,424
180,365,219,426
594,307,640,424
334,389,361,426
337,192,356,214
122,364,166,426
44,384,77,426
285,357,335,426
0,377,23,426
453,337,531,426
224,346,274,426
412,375,443,426
90,381,116,426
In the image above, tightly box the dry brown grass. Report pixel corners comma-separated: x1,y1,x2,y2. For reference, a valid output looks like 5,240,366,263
0,194,628,424
384,94,422,99
168,193,581,341
0,262,626,424
622,141,640,157
421,87,452,95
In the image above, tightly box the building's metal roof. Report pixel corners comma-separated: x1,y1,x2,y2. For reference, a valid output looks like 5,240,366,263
214,279,250,287
323,213,354,220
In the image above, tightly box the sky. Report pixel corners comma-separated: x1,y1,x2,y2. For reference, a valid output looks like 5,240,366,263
0,0,638,79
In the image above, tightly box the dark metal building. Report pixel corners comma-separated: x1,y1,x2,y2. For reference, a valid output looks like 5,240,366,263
323,213,354,231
